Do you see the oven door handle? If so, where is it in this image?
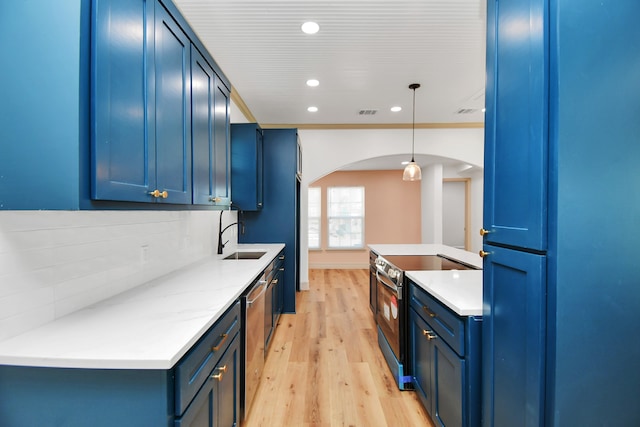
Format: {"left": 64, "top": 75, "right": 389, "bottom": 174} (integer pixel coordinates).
{"left": 376, "top": 270, "right": 402, "bottom": 299}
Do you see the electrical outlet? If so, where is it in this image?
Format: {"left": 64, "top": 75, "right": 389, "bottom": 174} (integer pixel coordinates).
{"left": 141, "top": 245, "right": 149, "bottom": 265}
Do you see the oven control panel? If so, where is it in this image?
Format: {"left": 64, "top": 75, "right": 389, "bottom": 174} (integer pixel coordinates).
{"left": 375, "top": 256, "right": 403, "bottom": 286}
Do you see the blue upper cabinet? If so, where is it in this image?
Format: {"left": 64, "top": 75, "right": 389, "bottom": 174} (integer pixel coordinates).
{"left": 231, "top": 123, "right": 264, "bottom": 211}
{"left": 0, "top": 0, "right": 230, "bottom": 209}
{"left": 191, "top": 47, "right": 231, "bottom": 207}
{"left": 483, "top": 0, "right": 549, "bottom": 251}
{"left": 93, "top": 0, "right": 192, "bottom": 204}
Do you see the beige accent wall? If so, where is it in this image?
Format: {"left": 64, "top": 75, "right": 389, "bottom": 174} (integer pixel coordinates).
{"left": 308, "top": 170, "right": 421, "bottom": 269}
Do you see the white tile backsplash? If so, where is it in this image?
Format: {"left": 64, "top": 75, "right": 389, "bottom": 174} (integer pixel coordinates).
{"left": 0, "top": 210, "right": 236, "bottom": 341}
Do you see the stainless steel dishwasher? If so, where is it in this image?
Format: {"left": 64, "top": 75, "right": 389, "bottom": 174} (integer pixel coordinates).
{"left": 242, "top": 272, "right": 267, "bottom": 420}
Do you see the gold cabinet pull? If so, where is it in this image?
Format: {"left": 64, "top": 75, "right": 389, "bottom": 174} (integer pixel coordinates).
{"left": 149, "top": 190, "right": 168, "bottom": 199}
{"left": 480, "top": 228, "right": 490, "bottom": 236}
{"left": 209, "top": 196, "right": 221, "bottom": 203}
{"left": 271, "top": 279, "right": 278, "bottom": 285}
{"left": 211, "top": 333, "right": 228, "bottom": 352}
{"left": 479, "top": 250, "right": 490, "bottom": 258}
{"left": 422, "top": 305, "right": 437, "bottom": 318}
{"left": 422, "top": 330, "right": 437, "bottom": 341}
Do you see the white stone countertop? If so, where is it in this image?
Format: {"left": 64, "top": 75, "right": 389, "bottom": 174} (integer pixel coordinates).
{"left": 368, "top": 244, "right": 483, "bottom": 316}
{"left": 405, "top": 270, "right": 483, "bottom": 316}
{"left": 0, "top": 243, "right": 284, "bottom": 370}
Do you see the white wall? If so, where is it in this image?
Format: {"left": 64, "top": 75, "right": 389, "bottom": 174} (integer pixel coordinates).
{"left": 0, "top": 210, "right": 238, "bottom": 341}
{"left": 297, "top": 127, "right": 484, "bottom": 288}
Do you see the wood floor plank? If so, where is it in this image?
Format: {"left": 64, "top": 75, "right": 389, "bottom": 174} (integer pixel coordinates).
{"left": 243, "top": 269, "right": 433, "bottom": 427}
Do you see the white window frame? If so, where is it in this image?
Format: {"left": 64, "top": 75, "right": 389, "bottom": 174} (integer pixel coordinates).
{"left": 327, "top": 186, "right": 365, "bottom": 249}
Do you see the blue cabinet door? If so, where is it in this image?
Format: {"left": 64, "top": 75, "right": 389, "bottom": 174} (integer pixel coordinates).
{"left": 482, "top": 245, "right": 546, "bottom": 427}
{"left": 432, "top": 337, "right": 464, "bottom": 427}
{"left": 216, "top": 333, "right": 240, "bottom": 427}
{"left": 154, "top": 1, "right": 191, "bottom": 204}
{"left": 410, "top": 307, "right": 433, "bottom": 414}
{"left": 91, "top": 0, "right": 156, "bottom": 202}
{"left": 483, "top": 0, "right": 549, "bottom": 251}
{"left": 212, "top": 76, "right": 231, "bottom": 206}
{"left": 191, "top": 46, "right": 216, "bottom": 205}
{"left": 231, "top": 123, "right": 264, "bottom": 211}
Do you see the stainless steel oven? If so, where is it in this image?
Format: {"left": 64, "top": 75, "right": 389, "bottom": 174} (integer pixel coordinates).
{"left": 374, "top": 255, "right": 411, "bottom": 390}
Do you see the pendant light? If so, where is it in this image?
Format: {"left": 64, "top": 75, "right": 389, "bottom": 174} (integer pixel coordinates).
{"left": 403, "top": 83, "right": 422, "bottom": 181}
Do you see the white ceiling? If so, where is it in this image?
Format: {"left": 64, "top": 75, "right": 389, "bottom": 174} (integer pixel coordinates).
{"left": 173, "top": 0, "right": 487, "bottom": 170}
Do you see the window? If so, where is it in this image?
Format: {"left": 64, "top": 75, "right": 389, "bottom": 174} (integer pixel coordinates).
{"left": 327, "top": 186, "right": 364, "bottom": 248}
{"left": 308, "top": 187, "right": 321, "bottom": 249}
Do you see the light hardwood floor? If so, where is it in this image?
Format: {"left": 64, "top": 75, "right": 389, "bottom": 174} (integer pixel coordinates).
{"left": 243, "top": 269, "right": 434, "bottom": 427}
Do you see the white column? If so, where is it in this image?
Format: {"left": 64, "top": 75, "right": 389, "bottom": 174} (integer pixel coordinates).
{"left": 421, "top": 164, "right": 443, "bottom": 243}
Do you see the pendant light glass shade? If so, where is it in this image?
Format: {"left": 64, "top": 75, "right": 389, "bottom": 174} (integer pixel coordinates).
{"left": 403, "top": 161, "right": 422, "bottom": 181}
{"left": 403, "top": 83, "right": 422, "bottom": 181}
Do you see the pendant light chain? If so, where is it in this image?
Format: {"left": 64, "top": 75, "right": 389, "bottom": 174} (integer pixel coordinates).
{"left": 411, "top": 85, "right": 416, "bottom": 162}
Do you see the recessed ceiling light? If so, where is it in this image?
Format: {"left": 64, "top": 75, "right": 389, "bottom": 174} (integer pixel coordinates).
{"left": 307, "top": 106, "right": 318, "bottom": 112}
{"left": 306, "top": 79, "right": 319, "bottom": 87}
{"left": 401, "top": 160, "right": 410, "bottom": 165}
{"left": 391, "top": 106, "right": 402, "bottom": 112}
{"left": 301, "top": 21, "right": 320, "bottom": 34}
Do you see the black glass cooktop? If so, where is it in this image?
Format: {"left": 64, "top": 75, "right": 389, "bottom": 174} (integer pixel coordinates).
{"left": 381, "top": 254, "right": 478, "bottom": 271}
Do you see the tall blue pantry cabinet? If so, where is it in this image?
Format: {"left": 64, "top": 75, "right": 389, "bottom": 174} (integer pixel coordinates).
{"left": 238, "top": 128, "right": 301, "bottom": 314}
{"left": 482, "top": 0, "right": 640, "bottom": 425}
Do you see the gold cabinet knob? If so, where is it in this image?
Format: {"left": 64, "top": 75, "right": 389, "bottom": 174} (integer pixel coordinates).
{"left": 479, "top": 250, "right": 490, "bottom": 258}
{"left": 149, "top": 190, "right": 168, "bottom": 199}
{"left": 422, "top": 330, "right": 437, "bottom": 341}
{"left": 209, "top": 196, "right": 221, "bottom": 203}
{"left": 211, "top": 365, "right": 227, "bottom": 381}
{"left": 480, "top": 228, "right": 491, "bottom": 236}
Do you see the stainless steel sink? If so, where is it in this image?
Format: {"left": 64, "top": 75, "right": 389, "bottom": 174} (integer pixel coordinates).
{"left": 223, "top": 251, "right": 266, "bottom": 260}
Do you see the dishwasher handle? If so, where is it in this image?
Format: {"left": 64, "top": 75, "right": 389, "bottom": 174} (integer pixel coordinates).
{"left": 247, "top": 280, "right": 268, "bottom": 306}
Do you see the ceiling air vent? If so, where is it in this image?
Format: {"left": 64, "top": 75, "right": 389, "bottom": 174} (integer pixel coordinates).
{"left": 456, "top": 108, "right": 477, "bottom": 114}
{"left": 358, "top": 109, "right": 378, "bottom": 116}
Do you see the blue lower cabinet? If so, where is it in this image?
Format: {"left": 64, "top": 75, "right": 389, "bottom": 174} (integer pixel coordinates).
{"left": 0, "top": 303, "right": 241, "bottom": 427}
{"left": 0, "top": 367, "right": 174, "bottom": 427}
{"left": 176, "top": 334, "right": 240, "bottom": 427}
{"left": 409, "top": 282, "right": 481, "bottom": 427}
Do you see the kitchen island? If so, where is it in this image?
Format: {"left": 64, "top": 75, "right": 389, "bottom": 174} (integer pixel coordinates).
{"left": 369, "top": 243, "right": 482, "bottom": 427}
{"left": 369, "top": 243, "right": 482, "bottom": 315}
{"left": 0, "top": 243, "right": 284, "bottom": 427}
